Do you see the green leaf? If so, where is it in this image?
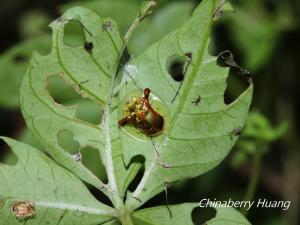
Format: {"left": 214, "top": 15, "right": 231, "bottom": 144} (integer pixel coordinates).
{"left": 0, "top": 36, "right": 50, "bottom": 108}
{"left": 0, "top": 0, "right": 192, "bottom": 109}
{"left": 122, "top": 0, "right": 253, "bottom": 210}
{"left": 231, "top": 111, "right": 288, "bottom": 168}
{"left": 242, "top": 111, "right": 288, "bottom": 142}
{"left": 219, "top": 0, "right": 294, "bottom": 71}
{"left": 0, "top": 137, "right": 116, "bottom": 225}
{"left": 132, "top": 203, "right": 197, "bottom": 225}
{"left": 60, "top": 0, "right": 139, "bottom": 34}
{"left": 18, "top": 1, "right": 253, "bottom": 224}
{"left": 20, "top": 6, "right": 141, "bottom": 206}
{"left": 206, "top": 207, "right": 251, "bottom": 225}
{"left": 18, "top": 10, "right": 51, "bottom": 39}
{"left": 60, "top": 0, "right": 193, "bottom": 56}
{"left": 21, "top": 6, "right": 109, "bottom": 186}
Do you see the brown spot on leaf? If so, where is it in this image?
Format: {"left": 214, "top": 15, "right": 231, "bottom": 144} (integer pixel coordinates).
{"left": 11, "top": 201, "right": 35, "bottom": 219}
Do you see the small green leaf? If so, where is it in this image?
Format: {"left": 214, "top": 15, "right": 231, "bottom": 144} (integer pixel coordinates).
{"left": 0, "top": 137, "right": 115, "bottom": 225}
{"left": 242, "top": 111, "right": 288, "bottom": 142}
{"left": 18, "top": 10, "right": 51, "bottom": 39}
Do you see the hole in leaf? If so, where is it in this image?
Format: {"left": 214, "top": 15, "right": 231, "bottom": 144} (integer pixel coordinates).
{"left": 75, "top": 99, "right": 103, "bottom": 125}
{"left": 47, "top": 75, "right": 103, "bottom": 125}
{"left": 81, "top": 146, "right": 106, "bottom": 181}
{"left": 127, "top": 155, "right": 145, "bottom": 193}
{"left": 192, "top": 206, "right": 216, "bottom": 225}
{"left": 57, "top": 130, "right": 80, "bottom": 155}
{"left": 47, "top": 75, "right": 79, "bottom": 106}
{"left": 0, "top": 140, "right": 18, "bottom": 166}
{"left": 63, "top": 20, "right": 85, "bottom": 47}
{"left": 217, "top": 51, "right": 251, "bottom": 104}
{"left": 89, "top": 185, "right": 113, "bottom": 208}
{"left": 166, "top": 55, "right": 187, "bottom": 82}
{"left": 224, "top": 69, "right": 250, "bottom": 105}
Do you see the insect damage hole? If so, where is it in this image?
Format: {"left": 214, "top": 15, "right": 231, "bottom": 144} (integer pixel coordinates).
{"left": 167, "top": 54, "right": 192, "bottom": 103}
{"left": 63, "top": 20, "right": 85, "bottom": 47}
{"left": 218, "top": 51, "right": 251, "bottom": 105}
{"left": 47, "top": 75, "right": 80, "bottom": 106}
{"left": 80, "top": 146, "right": 107, "bottom": 181}
{"left": 166, "top": 55, "right": 187, "bottom": 82}
{"left": 192, "top": 207, "right": 216, "bottom": 225}
{"left": 75, "top": 99, "right": 103, "bottom": 125}
{"left": 0, "top": 139, "right": 18, "bottom": 166}
{"left": 57, "top": 130, "right": 80, "bottom": 155}
{"left": 47, "top": 75, "right": 103, "bottom": 125}
{"left": 127, "top": 155, "right": 145, "bottom": 194}
{"left": 224, "top": 70, "right": 250, "bottom": 104}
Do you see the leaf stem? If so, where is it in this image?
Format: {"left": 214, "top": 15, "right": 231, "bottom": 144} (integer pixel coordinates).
{"left": 101, "top": 0, "right": 157, "bottom": 218}
{"left": 242, "top": 144, "right": 265, "bottom": 216}
{"left": 123, "top": 1, "right": 157, "bottom": 52}
{"left": 119, "top": 206, "right": 134, "bottom": 225}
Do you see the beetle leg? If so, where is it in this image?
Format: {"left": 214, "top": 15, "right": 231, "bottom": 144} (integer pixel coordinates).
{"left": 118, "top": 117, "right": 129, "bottom": 126}
{"left": 147, "top": 127, "right": 157, "bottom": 135}
{"left": 119, "top": 115, "right": 136, "bottom": 127}
{"left": 143, "top": 88, "right": 151, "bottom": 100}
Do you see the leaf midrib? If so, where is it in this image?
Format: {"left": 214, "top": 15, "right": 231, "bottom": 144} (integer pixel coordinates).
{"left": 128, "top": 0, "right": 217, "bottom": 210}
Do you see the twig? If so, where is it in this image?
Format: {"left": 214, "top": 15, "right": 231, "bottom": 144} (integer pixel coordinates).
{"left": 242, "top": 145, "right": 264, "bottom": 216}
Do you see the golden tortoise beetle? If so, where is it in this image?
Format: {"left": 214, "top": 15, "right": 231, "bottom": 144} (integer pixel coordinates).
{"left": 118, "top": 88, "right": 164, "bottom": 136}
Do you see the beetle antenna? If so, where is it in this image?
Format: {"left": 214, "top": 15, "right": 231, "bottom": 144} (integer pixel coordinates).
{"left": 144, "top": 88, "right": 151, "bottom": 100}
